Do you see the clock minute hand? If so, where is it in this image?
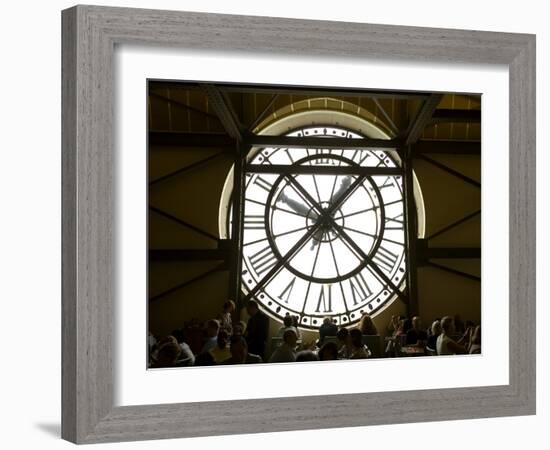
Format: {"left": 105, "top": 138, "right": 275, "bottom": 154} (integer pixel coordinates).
{"left": 329, "top": 176, "right": 353, "bottom": 212}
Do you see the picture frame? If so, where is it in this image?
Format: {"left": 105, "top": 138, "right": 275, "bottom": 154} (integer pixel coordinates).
{"left": 61, "top": 4, "right": 536, "bottom": 444}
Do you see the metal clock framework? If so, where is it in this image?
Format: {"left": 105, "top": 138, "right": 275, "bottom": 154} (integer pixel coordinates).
{"left": 231, "top": 126, "right": 409, "bottom": 329}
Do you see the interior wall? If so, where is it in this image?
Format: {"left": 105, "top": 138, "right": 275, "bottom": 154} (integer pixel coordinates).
{"left": 148, "top": 89, "right": 481, "bottom": 339}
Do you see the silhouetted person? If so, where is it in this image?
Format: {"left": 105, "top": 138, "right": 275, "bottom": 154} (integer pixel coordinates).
{"left": 318, "top": 317, "right": 338, "bottom": 346}
{"left": 349, "top": 328, "right": 371, "bottom": 359}
{"left": 201, "top": 319, "right": 220, "bottom": 354}
{"left": 209, "top": 329, "right": 231, "bottom": 363}
{"left": 359, "top": 313, "right": 378, "bottom": 335}
{"left": 245, "top": 300, "right": 269, "bottom": 359}
{"left": 318, "top": 341, "right": 339, "bottom": 361}
{"left": 406, "top": 316, "right": 428, "bottom": 345}
{"left": 269, "top": 329, "right": 297, "bottom": 363}
{"left": 223, "top": 335, "right": 262, "bottom": 364}
{"left": 219, "top": 300, "right": 236, "bottom": 335}
{"left": 437, "top": 316, "right": 468, "bottom": 355}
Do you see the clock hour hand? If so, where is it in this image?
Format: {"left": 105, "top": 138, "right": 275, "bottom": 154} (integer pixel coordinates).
{"left": 278, "top": 192, "right": 317, "bottom": 220}
{"left": 278, "top": 192, "right": 322, "bottom": 251}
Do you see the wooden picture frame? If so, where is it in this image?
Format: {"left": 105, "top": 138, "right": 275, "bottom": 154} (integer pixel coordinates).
{"left": 61, "top": 5, "right": 536, "bottom": 444}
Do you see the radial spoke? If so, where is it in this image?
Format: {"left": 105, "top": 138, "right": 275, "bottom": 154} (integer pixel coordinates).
{"left": 340, "top": 199, "right": 403, "bottom": 220}
{"left": 328, "top": 158, "right": 343, "bottom": 203}
{"left": 328, "top": 237, "right": 350, "bottom": 314}
{"left": 343, "top": 225, "right": 404, "bottom": 247}
{"left": 301, "top": 231, "right": 324, "bottom": 314}
{"left": 244, "top": 220, "right": 323, "bottom": 303}
{"left": 243, "top": 225, "right": 309, "bottom": 247}
{"left": 329, "top": 220, "right": 406, "bottom": 301}
{"left": 286, "top": 174, "right": 325, "bottom": 215}
{"left": 312, "top": 173, "right": 322, "bottom": 204}
{"left": 340, "top": 206, "right": 378, "bottom": 220}
{"left": 246, "top": 197, "right": 308, "bottom": 218}
{"left": 325, "top": 175, "right": 367, "bottom": 217}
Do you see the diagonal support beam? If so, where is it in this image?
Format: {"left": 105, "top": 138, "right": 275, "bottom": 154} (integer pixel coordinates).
{"left": 149, "top": 91, "right": 220, "bottom": 122}
{"left": 419, "top": 154, "right": 481, "bottom": 188}
{"left": 417, "top": 239, "right": 481, "bottom": 260}
{"left": 427, "top": 209, "right": 481, "bottom": 241}
{"left": 405, "top": 94, "right": 444, "bottom": 145}
{"left": 149, "top": 206, "right": 219, "bottom": 242}
{"left": 149, "top": 262, "right": 227, "bottom": 302}
{"left": 202, "top": 84, "right": 244, "bottom": 141}
{"left": 149, "top": 151, "right": 226, "bottom": 186}
{"left": 249, "top": 94, "right": 278, "bottom": 131}
{"left": 373, "top": 98, "right": 400, "bottom": 136}
{"left": 427, "top": 262, "right": 481, "bottom": 282}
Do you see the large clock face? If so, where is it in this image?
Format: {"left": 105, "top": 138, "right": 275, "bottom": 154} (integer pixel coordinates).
{"left": 238, "top": 126, "right": 406, "bottom": 329}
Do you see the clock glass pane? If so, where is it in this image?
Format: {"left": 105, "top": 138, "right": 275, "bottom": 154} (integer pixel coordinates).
{"left": 237, "top": 126, "right": 406, "bottom": 329}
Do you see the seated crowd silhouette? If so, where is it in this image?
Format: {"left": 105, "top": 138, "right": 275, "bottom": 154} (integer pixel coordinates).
{"left": 149, "top": 299, "right": 481, "bottom": 368}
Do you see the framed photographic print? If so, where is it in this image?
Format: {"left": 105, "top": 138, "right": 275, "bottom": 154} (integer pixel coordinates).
{"left": 62, "top": 4, "right": 536, "bottom": 444}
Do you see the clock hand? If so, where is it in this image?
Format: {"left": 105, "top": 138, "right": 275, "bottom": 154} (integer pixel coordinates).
{"left": 279, "top": 192, "right": 322, "bottom": 251}
{"left": 279, "top": 192, "right": 318, "bottom": 220}
{"left": 329, "top": 176, "right": 353, "bottom": 211}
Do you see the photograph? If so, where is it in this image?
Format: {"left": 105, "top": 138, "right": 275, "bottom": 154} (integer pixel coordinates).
{"left": 147, "top": 81, "right": 482, "bottom": 368}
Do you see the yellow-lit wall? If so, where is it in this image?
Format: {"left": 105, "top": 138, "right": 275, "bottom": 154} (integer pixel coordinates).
{"left": 148, "top": 91, "right": 481, "bottom": 340}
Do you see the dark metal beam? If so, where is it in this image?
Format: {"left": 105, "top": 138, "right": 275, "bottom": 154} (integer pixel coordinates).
{"left": 244, "top": 134, "right": 400, "bottom": 150}
{"left": 426, "top": 247, "right": 481, "bottom": 259}
{"left": 426, "top": 262, "right": 481, "bottom": 282}
{"left": 149, "top": 249, "right": 231, "bottom": 261}
{"left": 417, "top": 239, "right": 481, "bottom": 260}
{"left": 419, "top": 154, "right": 481, "bottom": 188}
{"left": 218, "top": 84, "right": 431, "bottom": 100}
{"left": 245, "top": 164, "right": 402, "bottom": 176}
{"left": 430, "top": 108, "right": 481, "bottom": 124}
{"left": 373, "top": 98, "right": 399, "bottom": 136}
{"left": 149, "top": 263, "right": 227, "bottom": 302}
{"left": 149, "top": 91, "right": 220, "bottom": 122}
{"left": 412, "top": 140, "right": 480, "bottom": 155}
{"left": 202, "top": 84, "right": 244, "bottom": 141}
{"left": 248, "top": 94, "right": 278, "bottom": 131}
{"left": 405, "top": 94, "right": 444, "bottom": 145}
{"left": 427, "top": 209, "right": 481, "bottom": 241}
{"left": 229, "top": 143, "right": 247, "bottom": 306}
{"left": 149, "top": 131, "right": 235, "bottom": 148}
{"left": 149, "top": 206, "right": 219, "bottom": 242}
{"left": 149, "top": 151, "right": 226, "bottom": 186}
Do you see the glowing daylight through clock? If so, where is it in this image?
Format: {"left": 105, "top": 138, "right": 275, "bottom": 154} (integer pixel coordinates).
{"left": 228, "top": 126, "right": 408, "bottom": 329}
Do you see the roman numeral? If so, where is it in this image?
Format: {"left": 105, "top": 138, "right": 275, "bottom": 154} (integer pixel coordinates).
{"left": 372, "top": 246, "right": 399, "bottom": 274}
{"left": 351, "top": 150, "right": 371, "bottom": 166}
{"left": 348, "top": 272, "right": 373, "bottom": 305}
{"left": 278, "top": 277, "right": 296, "bottom": 304}
{"left": 244, "top": 215, "right": 265, "bottom": 229}
{"left": 314, "top": 149, "right": 333, "bottom": 164}
{"left": 249, "top": 245, "right": 277, "bottom": 276}
{"left": 253, "top": 176, "right": 273, "bottom": 193}
{"left": 379, "top": 177, "right": 394, "bottom": 190}
{"left": 315, "top": 284, "right": 333, "bottom": 313}
{"left": 385, "top": 212, "right": 404, "bottom": 230}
